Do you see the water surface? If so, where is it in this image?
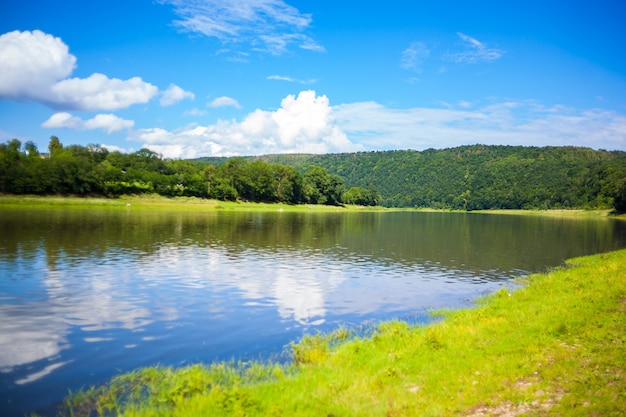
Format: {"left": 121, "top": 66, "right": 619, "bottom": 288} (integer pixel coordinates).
{"left": 1, "top": 208, "right": 625, "bottom": 416}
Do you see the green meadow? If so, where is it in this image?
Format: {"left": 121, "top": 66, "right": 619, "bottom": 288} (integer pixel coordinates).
{"left": 55, "top": 248, "right": 626, "bottom": 416}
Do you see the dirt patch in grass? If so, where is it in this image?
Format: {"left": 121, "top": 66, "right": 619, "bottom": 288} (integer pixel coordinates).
{"left": 464, "top": 375, "right": 567, "bottom": 417}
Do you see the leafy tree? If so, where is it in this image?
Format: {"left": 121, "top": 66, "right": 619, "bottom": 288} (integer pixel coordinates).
{"left": 326, "top": 174, "right": 345, "bottom": 206}
{"left": 241, "top": 161, "right": 277, "bottom": 202}
{"left": 303, "top": 166, "right": 329, "bottom": 204}
{"left": 220, "top": 157, "right": 248, "bottom": 195}
{"left": 273, "top": 164, "right": 303, "bottom": 204}
{"left": 614, "top": 180, "right": 626, "bottom": 212}
{"left": 0, "top": 139, "right": 23, "bottom": 192}
{"left": 344, "top": 186, "right": 380, "bottom": 206}
{"left": 24, "top": 141, "right": 39, "bottom": 158}
{"left": 303, "top": 166, "right": 344, "bottom": 205}
{"left": 48, "top": 136, "right": 63, "bottom": 158}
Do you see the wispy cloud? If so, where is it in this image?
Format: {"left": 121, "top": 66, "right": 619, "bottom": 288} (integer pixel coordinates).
{"left": 446, "top": 32, "right": 505, "bottom": 64}
{"left": 183, "top": 108, "right": 208, "bottom": 117}
{"left": 267, "top": 74, "right": 317, "bottom": 84}
{"left": 160, "top": 0, "right": 323, "bottom": 55}
{"left": 334, "top": 100, "right": 625, "bottom": 150}
{"left": 400, "top": 41, "right": 430, "bottom": 72}
{"left": 401, "top": 33, "right": 503, "bottom": 74}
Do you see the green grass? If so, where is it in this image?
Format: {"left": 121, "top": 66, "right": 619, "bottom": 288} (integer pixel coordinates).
{"left": 3, "top": 195, "right": 625, "bottom": 219}
{"left": 0, "top": 194, "right": 393, "bottom": 212}
{"left": 472, "top": 208, "right": 626, "bottom": 219}
{"left": 55, "top": 248, "right": 626, "bottom": 416}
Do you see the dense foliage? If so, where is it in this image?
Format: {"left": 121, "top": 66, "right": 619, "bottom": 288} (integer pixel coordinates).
{"left": 2, "top": 137, "right": 625, "bottom": 210}
{"left": 199, "top": 145, "right": 626, "bottom": 210}
{"left": 0, "top": 137, "right": 357, "bottom": 206}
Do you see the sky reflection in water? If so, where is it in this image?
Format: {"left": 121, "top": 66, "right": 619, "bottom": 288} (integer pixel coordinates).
{"left": 1, "top": 209, "right": 626, "bottom": 416}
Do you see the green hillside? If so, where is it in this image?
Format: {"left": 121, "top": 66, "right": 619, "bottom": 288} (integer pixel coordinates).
{"left": 195, "top": 145, "right": 626, "bottom": 210}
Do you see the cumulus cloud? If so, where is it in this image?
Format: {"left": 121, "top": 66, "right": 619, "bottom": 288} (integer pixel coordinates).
{"left": 446, "top": 32, "right": 505, "bottom": 63}
{"left": 0, "top": 30, "right": 158, "bottom": 111}
{"left": 160, "top": 0, "right": 323, "bottom": 55}
{"left": 41, "top": 112, "right": 83, "bottom": 130}
{"left": 42, "top": 112, "right": 134, "bottom": 133}
{"left": 129, "top": 90, "right": 361, "bottom": 158}
{"left": 209, "top": 96, "right": 242, "bottom": 109}
{"left": 0, "top": 30, "right": 75, "bottom": 100}
{"left": 83, "top": 114, "right": 135, "bottom": 133}
{"left": 49, "top": 74, "right": 157, "bottom": 111}
{"left": 160, "top": 84, "right": 195, "bottom": 106}
{"left": 125, "top": 91, "right": 626, "bottom": 158}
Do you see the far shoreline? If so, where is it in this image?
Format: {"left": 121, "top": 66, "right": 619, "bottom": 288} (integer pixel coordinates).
{"left": 0, "top": 194, "right": 624, "bottom": 218}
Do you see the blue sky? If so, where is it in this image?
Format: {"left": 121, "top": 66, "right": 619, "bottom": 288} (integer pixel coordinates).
{"left": 1, "top": 0, "right": 626, "bottom": 158}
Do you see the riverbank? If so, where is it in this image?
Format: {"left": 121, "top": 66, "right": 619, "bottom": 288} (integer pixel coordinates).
{"left": 1, "top": 195, "right": 623, "bottom": 218}
{"left": 0, "top": 194, "right": 388, "bottom": 212}
{"left": 57, "top": 248, "right": 626, "bottom": 416}
{"left": 473, "top": 208, "right": 624, "bottom": 219}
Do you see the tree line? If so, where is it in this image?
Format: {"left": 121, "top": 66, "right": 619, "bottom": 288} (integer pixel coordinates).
{"left": 0, "top": 137, "right": 379, "bottom": 206}
{"left": 2, "top": 137, "right": 626, "bottom": 211}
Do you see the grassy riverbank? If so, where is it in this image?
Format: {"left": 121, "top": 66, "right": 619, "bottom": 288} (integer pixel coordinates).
{"left": 473, "top": 208, "right": 624, "bottom": 219}
{"left": 2, "top": 195, "right": 624, "bottom": 218}
{"left": 0, "top": 194, "right": 391, "bottom": 212}
{"left": 58, "top": 249, "right": 626, "bottom": 416}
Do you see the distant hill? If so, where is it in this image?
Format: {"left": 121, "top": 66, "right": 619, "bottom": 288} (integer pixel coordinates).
{"left": 193, "top": 145, "right": 626, "bottom": 209}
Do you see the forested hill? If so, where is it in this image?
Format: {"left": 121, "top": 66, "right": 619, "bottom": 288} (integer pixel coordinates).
{"left": 195, "top": 145, "right": 626, "bottom": 210}
{"left": 2, "top": 138, "right": 626, "bottom": 210}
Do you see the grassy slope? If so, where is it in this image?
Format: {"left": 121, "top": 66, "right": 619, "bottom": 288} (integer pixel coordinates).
{"left": 61, "top": 249, "right": 626, "bottom": 417}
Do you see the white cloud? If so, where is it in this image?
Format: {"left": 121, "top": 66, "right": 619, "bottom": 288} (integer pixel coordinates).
{"left": 333, "top": 100, "right": 626, "bottom": 151}
{"left": 129, "top": 90, "right": 361, "bottom": 158}
{"left": 446, "top": 32, "right": 505, "bottom": 64}
{"left": 160, "top": 0, "right": 323, "bottom": 55}
{"left": 41, "top": 112, "right": 83, "bottom": 130}
{"left": 50, "top": 73, "right": 158, "bottom": 111}
{"left": 267, "top": 74, "right": 317, "bottom": 84}
{"left": 42, "top": 112, "right": 134, "bottom": 133}
{"left": 0, "top": 30, "right": 158, "bottom": 111}
{"left": 184, "top": 108, "right": 208, "bottom": 117}
{"left": 83, "top": 114, "right": 135, "bottom": 133}
{"left": 0, "top": 30, "right": 75, "bottom": 100}
{"left": 209, "top": 96, "right": 242, "bottom": 109}
{"left": 402, "top": 33, "right": 502, "bottom": 73}
{"left": 101, "top": 143, "right": 133, "bottom": 153}
{"left": 160, "top": 84, "right": 195, "bottom": 106}
{"left": 127, "top": 92, "right": 626, "bottom": 159}
{"left": 400, "top": 41, "right": 430, "bottom": 71}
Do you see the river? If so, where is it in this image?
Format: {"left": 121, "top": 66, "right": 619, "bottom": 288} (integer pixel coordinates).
{"left": 1, "top": 208, "right": 625, "bottom": 416}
